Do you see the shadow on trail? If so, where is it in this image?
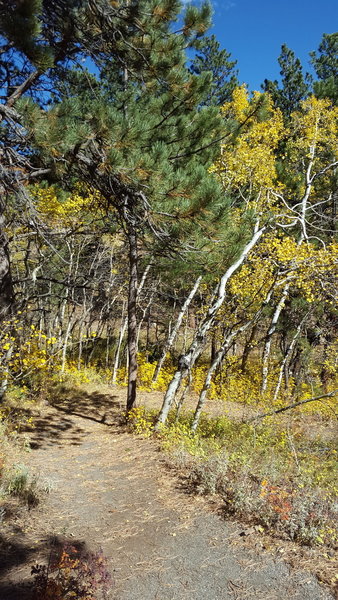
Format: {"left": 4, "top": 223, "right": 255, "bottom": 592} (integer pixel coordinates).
{"left": 0, "top": 533, "right": 90, "bottom": 600}
{"left": 52, "top": 387, "right": 124, "bottom": 425}
{"left": 20, "top": 386, "right": 127, "bottom": 449}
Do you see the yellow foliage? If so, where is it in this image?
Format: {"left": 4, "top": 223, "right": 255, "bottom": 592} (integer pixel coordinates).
{"left": 0, "top": 315, "right": 58, "bottom": 392}
{"left": 290, "top": 96, "right": 338, "bottom": 159}
{"left": 212, "top": 88, "right": 284, "bottom": 198}
{"left": 228, "top": 233, "right": 338, "bottom": 306}
{"left": 30, "top": 184, "right": 102, "bottom": 227}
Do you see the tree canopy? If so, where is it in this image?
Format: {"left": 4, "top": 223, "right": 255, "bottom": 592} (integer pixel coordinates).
{"left": 0, "top": 2, "right": 337, "bottom": 418}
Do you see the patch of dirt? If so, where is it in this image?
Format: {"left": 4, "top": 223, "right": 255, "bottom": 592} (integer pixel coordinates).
{"left": 0, "top": 383, "right": 336, "bottom": 600}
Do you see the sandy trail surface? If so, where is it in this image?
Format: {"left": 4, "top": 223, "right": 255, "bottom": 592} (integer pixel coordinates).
{"left": 0, "top": 385, "right": 335, "bottom": 599}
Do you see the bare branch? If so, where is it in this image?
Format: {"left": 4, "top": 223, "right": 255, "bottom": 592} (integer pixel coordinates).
{"left": 248, "top": 389, "right": 338, "bottom": 422}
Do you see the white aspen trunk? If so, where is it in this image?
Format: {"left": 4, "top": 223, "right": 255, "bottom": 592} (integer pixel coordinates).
{"left": 152, "top": 275, "right": 202, "bottom": 383}
{"left": 191, "top": 285, "right": 274, "bottom": 431}
{"left": 138, "top": 263, "right": 151, "bottom": 295}
{"left": 272, "top": 314, "right": 309, "bottom": 401}
{"left": 191, "top": 331, "right": 242, "bottom": 432}
{"left": 112, "top": 308, "right": 127, "bottom": 384}
{"left": 300, "top": 153, "right": 314, "bottom": 241}
{"left": 155, "top": 223, "right": 265, "bottom": 429}
{"left": 174, "top": 371, "right": 192, "bottom": 422}
{"left": 61, "top": 317, "right": 74, "bottom": 373}
{"left": 260, "top": 283, "right": 290, "bottom": 394}
{"left": 183, "top": 308, "right": 189, "bottom": 353}
{"left": 0, "top": 345, "right": 13, "bottom": 401}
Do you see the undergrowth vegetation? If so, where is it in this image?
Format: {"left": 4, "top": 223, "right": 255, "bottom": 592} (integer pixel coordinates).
{"left": 31, "top": 543, "right": 112, "bottom": 600}
{"left": 116, "top": 351, "right": 338, "bottom": 415}
{"left": 128, "top": 406, "right": 337, "bottom": 549}
{"left": 0, "top": 395, "right": 51, "bottom": 518}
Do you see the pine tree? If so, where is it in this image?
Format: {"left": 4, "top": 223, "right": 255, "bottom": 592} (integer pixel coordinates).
{"left": 310, "top": 33, "right": 338, "bottom": 105}
{"left": 1, "top": 0, "right": 226, "bottom": 411}
{"left": 262, "top": 44, "right": 311, "bottom": 117}
{"left": 189, "top": 34, "right": 238, "bottom": 106}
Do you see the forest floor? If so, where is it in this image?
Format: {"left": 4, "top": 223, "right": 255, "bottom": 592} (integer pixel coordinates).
{"left": 0, "top": 383, "right": 336, "bottom": 600}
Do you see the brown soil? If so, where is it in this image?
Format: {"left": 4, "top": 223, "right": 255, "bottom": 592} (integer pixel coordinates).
{"left": 0, "top": 383, "right": 336, "bottom": 600}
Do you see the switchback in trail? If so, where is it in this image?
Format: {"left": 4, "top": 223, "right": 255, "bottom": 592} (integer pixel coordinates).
{"left": 0, "top": 384, "right": 335, "bottom": 600}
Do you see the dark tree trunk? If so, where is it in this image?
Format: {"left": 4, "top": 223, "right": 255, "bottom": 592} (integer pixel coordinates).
{"left": 210, "top": 330, "right": 217, "bottom": 363}
{"left": 0, "top": 206, "right": 14, "bottom": 319}
{"left": 241, "top": 323, "right": 257, "bottom": 373}
{"left": 126, "top": 224, "right": 138, "bottom": 412}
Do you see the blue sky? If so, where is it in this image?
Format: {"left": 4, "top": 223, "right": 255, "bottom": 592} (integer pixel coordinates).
{"left": 195, "top": 0, "right": 338, "bottom": 90}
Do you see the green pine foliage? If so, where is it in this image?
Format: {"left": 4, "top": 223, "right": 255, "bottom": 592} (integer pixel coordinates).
{"left": 13, "top": 1, "right": 226, "bottom": 251}
{"left": 189, "top": 34, "right": 238, "bottom": 106}
{"left": 310, "top": 32, "right": 338, "bottom": 105}
{"left": 0, "top": 0, "right": 54, "bottom": 70}
{"left": 262, "top": 44, "right": 311, "bottom": 117}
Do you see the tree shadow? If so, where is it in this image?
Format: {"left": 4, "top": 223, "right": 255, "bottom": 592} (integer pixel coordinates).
{"left": 0, "top": 532, "right": 90, "bottom": 600}
{"left": 52, "top": 387, "right": 124, "bottom": 425}
{"left": 19, "top": 386, "right": 128, "bottom": 449}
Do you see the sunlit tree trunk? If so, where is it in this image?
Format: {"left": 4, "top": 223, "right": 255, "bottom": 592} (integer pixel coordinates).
{"left": 155, "top": 222, "right": 265, "bottom": 429}
{"left": 260, "top": 283, "right": 290, "bottom": 394}
{"left": 272, "top": 314, "right": 309, "bottom": 402}
{"left": 152, "top": 275, "right": 202, "bottom": 383}
{"left": 192, "top": 284, "right": 274, "bottom": 431}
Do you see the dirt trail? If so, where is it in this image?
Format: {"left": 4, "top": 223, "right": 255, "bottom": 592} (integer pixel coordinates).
{"left": 0, "top": 385, "right": 335, "bottom": 600}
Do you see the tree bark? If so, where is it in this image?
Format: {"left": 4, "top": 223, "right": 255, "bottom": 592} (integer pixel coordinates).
{"left": 191, "top": 284, "right": 275, "bottom": 432}
{"left": 272, "top": 313, "right": 309, "bottom": 401}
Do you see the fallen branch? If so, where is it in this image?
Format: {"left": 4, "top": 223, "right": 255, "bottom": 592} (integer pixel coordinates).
{"left": 248, "top": 389, "right": 338, "bottom": 422}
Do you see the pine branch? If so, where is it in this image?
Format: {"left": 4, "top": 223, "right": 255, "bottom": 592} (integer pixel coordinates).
{"left": 6, "top": 70, "right": 41, "bottom": 107}
{"left": 168, "top": 100, "right": 264, "bottom": 160}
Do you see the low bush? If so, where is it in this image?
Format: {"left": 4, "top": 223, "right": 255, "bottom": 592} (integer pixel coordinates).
{"left": 0, "top": 404, "right": 48, "bottom": 513}
{"left": 31, "top": 542, "right": 112, "bottom": 600}
{"left": 1, "top": 463, "right": 40, "bottom": 507}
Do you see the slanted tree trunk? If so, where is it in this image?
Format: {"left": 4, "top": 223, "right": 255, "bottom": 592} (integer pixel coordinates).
{"left": 191, "top": 330, "right": 240, "bottom": 432}
{"left": 191, "top": 284, "right": 275, "bottom": 431}
{"left": 155, "top": 222, "right": 265, "bottom": 429}
{"left": 152, "top": 275, "right": 202, "bottom": 383}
